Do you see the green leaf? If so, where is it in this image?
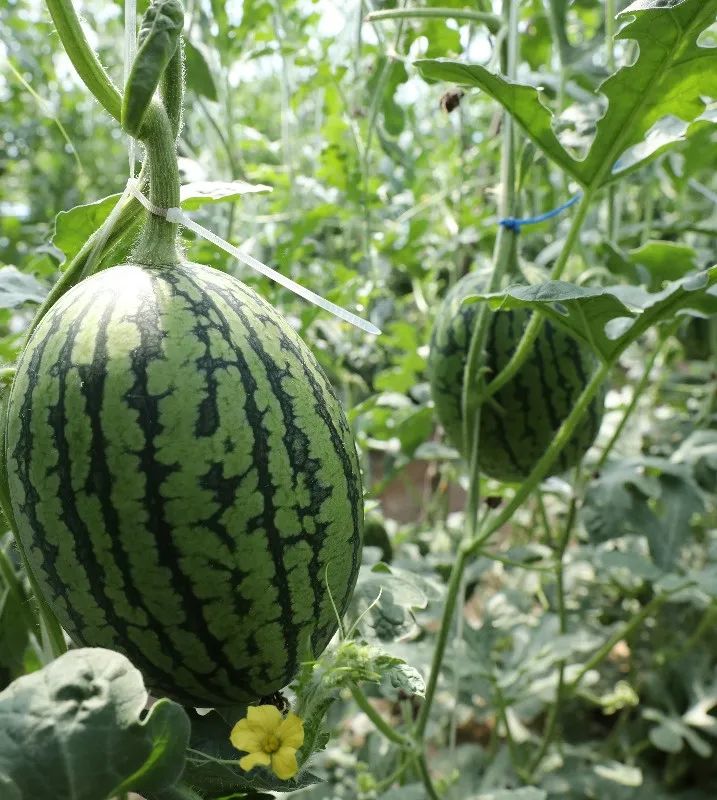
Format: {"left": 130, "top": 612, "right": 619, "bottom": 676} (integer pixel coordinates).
{"left": 52, "top": 181, "right": 271, "bottom": 265}
{"left": 474, "top": 280, "right": 636, "bottom": 361}
{"left": 476, "top": 790, "right": 547, "bottom": 800}
{"left": 0, "top": 648, "right": 190, "bottom": 800}
{"left": 0, "top": 589, "right": 28, "bottom": 690}
{"left": 583, "top": 460, "right": 662, "bottom": 546}
{"left": 179, "top": 180, "right": 272, "bottom": 210}
{"left": 114, "top": 699, "right": 191, "bottom": 794}
{"left": 468, "top": 268, "right": 717, "bottom": 362}
{"left": 628, "top": 240, "right": 699, "bottom": 288}
{"left": 350, "top": 563, "right": 441, "bottom": 642}
{"left": 416, "top": 0, "right": 717, "bottom": 187}
{"left": 184, "top": 39, "right": 218, "bottom": 101}
{"left": 583, "top": 458, "right": 704, "bottom": 569}
{"left": 381, "top": 787, "right": 429, "bottom": 800}
{"left": 368, "top": 58, "right": 408, "bottom": 137}
{"left": 414, "top": 60, "right": 581, "bottom": 181}
{"left": 122, "top": 0, "right": 185, "bottom": 135}
{"left": 599, "top": 0, "right": 717, "bottom": 184}
{"left": 52, "top": 195, "right": 121, "bottom": 265}
{"left": 645, "top": 464, "right": 704, "bottom": 571}
{"left": 645, "top": 707, "right": 713, "bottom": 757}
{"left": 0, "top": 266, "right": 48, "bottom": 307}
{"left": 382, "top": 662, "right": 426, "bottom": 698}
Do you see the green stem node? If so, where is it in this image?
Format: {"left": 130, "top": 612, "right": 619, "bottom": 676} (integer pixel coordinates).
{"left": 133, "top": 103, "right": 182, "bottom": 266}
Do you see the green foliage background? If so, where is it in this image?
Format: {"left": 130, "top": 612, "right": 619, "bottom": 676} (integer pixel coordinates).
{"left": 1, "top": 0, "right": 717, "bottom": 798}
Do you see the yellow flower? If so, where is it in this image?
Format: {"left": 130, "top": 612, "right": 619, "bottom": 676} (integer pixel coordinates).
{"left": 229, "top": 705, "right": 305, "bottom": 781}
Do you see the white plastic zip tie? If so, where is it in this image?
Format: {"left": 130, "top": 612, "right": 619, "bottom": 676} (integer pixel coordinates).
{"left": 126, "top": 179, "right": 381, "bottom": 335}
{"left": 120, "top": 1, "right": 378, "bottom": 336}
{"left": 124, "top": 0, "right": 137, "bottom": 176}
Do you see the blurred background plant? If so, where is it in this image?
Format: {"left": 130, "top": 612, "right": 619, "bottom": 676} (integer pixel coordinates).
{"left": 2, "top": 1, "right": 717, "bottom": 797}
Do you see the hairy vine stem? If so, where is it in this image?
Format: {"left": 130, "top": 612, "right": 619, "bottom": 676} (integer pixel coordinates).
{"left": 45, "top": 0, "right": 122, "bottom": 120}
{"left": 481, "top": 189, "right": 594, "bottom": 400}
{"left": 528, "top": 485, "right": 579, "bottom": 776}
{"left": 415, "top": 0, "right": 521, "bottom": 746}
{"left": 132, "top": 101, "right": 182, "bottom": 265}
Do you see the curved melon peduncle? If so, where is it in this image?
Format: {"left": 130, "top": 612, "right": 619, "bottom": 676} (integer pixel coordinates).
{"left": 131, "top": 101, "right": 182, "bottom": 267}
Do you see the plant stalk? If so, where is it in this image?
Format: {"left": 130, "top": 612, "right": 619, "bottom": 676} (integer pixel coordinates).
{"left": 467, "top": 359, "right": 611, "bottom": 555}
{"left": 528, "top": 487, "right": 578, "bottom": 775}
{"left": 596, "top": 322, "right": 678, "bottom": 470}
{"left": 365, "top": 7, "right": 502, "bottom": 34}
{"left": 567, "top": 589, "right": 683, "bottom": 692}
{"left": 351, "top": 685, "right": 412, "bottom": 748}
{"left": 482, "top": 189, "right": 594, "bottom": 400}
{"left": 132, "top": 103, "right": 182, "bottom": 266}
{"left": 45, "top": 0, "right": 122, "bottom": 119}
{"left": 416, "top": 0, "right": 520, "bottom": 746}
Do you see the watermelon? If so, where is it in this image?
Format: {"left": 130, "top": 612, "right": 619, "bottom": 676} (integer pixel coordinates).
{"left": 5, "top": 261, "right": 363, "bottom": 707}
{"left": 428, "top": 272, "right": 605, "bottom": 482}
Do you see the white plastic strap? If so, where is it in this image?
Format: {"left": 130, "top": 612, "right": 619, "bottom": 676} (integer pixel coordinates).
{"left": 126, "top": 180, "right": 381, "bottom": 335}
{"left": 121, "top": 2, "right": 377, "bottom": 336}
{"left": 124, "top": 0, "right": 137, "bottom": 175}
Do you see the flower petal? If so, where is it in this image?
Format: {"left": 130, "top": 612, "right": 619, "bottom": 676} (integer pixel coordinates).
{"left": 247, "top": 704, "right": 283, "bottom": 734}
{"left": 277, "top": 713, "right": 304, "bottom": 749}
{"left": 239, "top": 751, "right": 271, "bottom": 772}
{"left": 271, "top": 746, "right": 298, "bottom": 780}
{"left": 230, "top": 720, "right": 263, "bottom": 754}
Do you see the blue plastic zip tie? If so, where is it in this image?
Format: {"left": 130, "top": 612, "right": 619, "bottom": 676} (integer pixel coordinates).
{"left": 499, "top": 192, "right": 582, "bottom": 232}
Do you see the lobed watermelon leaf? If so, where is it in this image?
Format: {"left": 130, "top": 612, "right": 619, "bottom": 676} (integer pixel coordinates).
{"left": 0, "top": 648, "right": 190, "bottom": 800}
{"left": 465, "top": 267, "right": 717, "bottom": 363}
{"left": 52, "top": 179, "right": 272, "bottom": 267}
{"left": 416, "top": 0, "right": 717, "bottom": 188}
{"left": 582, "top": 457, "right": 705, "bottom": 570}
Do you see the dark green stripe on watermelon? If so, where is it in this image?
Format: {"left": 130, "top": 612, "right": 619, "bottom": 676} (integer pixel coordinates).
{"left": 6, "top": 261, "right": 363, "bottom": 707}
{"left": 428, "top": 272, "right": 606, "bottom": 482}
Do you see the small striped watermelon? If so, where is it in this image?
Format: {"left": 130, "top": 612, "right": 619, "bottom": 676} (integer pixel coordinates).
{"left": 428, "top": 272, "right": 605, "bottom": 482}
{"left": 6, "top": 261, "right": 363, "bottom": 707}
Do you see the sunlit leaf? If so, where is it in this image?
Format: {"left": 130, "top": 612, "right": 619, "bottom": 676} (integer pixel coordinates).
{"left": 416, "top": 0, "right": 717, "bottom": 187}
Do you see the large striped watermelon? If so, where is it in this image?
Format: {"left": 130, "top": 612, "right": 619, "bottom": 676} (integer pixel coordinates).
{"left": 5, "top": 261, "right": 363, "bottom": 707}
{"left": 428, "top": 271, "right": 605, "bottom": 482}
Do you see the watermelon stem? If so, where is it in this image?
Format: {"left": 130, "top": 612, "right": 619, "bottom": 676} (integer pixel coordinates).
{"left": 44, "top": 0, "right": 123, "bottom": 121}
{"left": 350, "top": 685, "right": 412, "bottom": 748}
{"left": 481, "top": 188, "right": 595, "bottom": 403}
{"left": 423, "top": 0, "right": 522, "bottom": 755}
{"left": 468, "top": 358, "right": 612, "bottom": 554}
{"left": 131, "top": 101, "right": 182, "bottom": 266}
{"left": 528, "top": 481, "right": 579, "bottom": 776}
